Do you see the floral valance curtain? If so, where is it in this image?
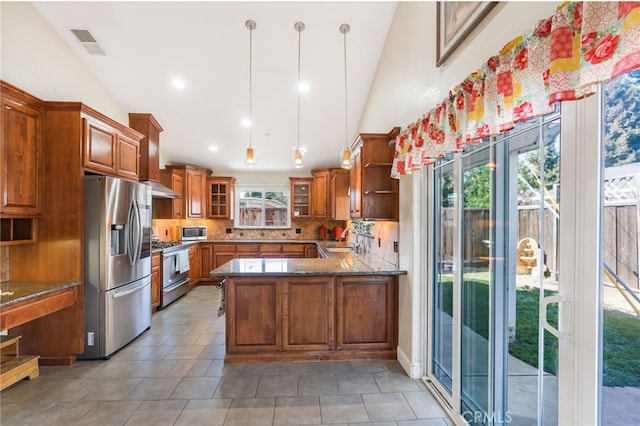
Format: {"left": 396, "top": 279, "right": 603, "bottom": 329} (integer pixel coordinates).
{"left": 391, "top": 1, "right": 640, "bottom": 178}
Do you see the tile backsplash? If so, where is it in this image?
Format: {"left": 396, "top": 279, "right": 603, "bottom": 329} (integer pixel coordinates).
{"left": 152, "top": 219, "right": 347, "bottom": 242}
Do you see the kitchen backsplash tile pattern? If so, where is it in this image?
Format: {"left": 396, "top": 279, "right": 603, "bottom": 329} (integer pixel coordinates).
{"left": 152, "top": 219, "right": 347, "bottom": 242}
{"left": 345, "top": 220, "right": 399, "bottom": 267}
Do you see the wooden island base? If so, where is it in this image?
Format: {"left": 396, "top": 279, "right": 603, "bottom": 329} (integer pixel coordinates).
{"left": 224, "top": 275, "right": 398, "bottom": 363}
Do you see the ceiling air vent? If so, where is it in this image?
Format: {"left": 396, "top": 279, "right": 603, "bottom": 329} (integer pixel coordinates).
{"left": 69, "top": 28, "right": 106, "bottom": 56}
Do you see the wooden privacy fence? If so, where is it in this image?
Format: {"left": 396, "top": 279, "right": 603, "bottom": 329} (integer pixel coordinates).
{"left": 604, "top": 204, "right": 639, "bottom": 289}
{"left": 440, "top": 206, "right": 640, "bottom": 289}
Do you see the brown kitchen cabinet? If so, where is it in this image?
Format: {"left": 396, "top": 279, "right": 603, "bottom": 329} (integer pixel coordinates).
{"left": 235, "top": 243, "right": 259, "bottom": 258}
{"left": 208, "top": 176, "right": 235, "bottom": 219}
{"left": 156, "top": 169, "right": 184, "bottom": 218}
{"left": 188, "top": 245, "right": 198, "bottom": 289}
{"left": 304, "top": 244, "right": 318, "bottom": 258}
{"left": 336, "top": 275, "right": 398, "bottom": 351}
{"left": 290, "top": 178, "right": 313, "bottom": 219}
{"left": 282, "top": 244, "right": 305, "bottom": 258}
{"left": 151, "top": 252, "right": 161, "bottom": 311}
{"left": 1, "top": 82, "right": 43, "bottom": 218}
{"left": 350, "top": 127, "right": 400, "bottom": 221}
{"left": 282, "top": 276, "right": 334, "bottom": 351}
{"left": 226, "top": 277, "right": 281, "bottom": 353}
{"left": 259, "top": 244, "right": 283, "bottom": 258}
{"left": 128, "top": 113, "right": 163, "bottom": 183}
{"left": 156, "top": 165, "right": 210, "bottom": 219}
{"left": 1, "top": 82, "right": 44, "bottom": 246}
{"left": 82, "top": 114, "right": 142, "bottom": 180}
{"left": 223, "top": 274, "right": 398, "bottom": 362}
{"left": 312, "top": 168, "right": 350, "bottom": 220}
{"left": 312, "top": 169, "right": 330, "bottom": 220}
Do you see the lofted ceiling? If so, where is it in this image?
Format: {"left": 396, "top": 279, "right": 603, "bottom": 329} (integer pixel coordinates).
{"left": 33, "top": 1, "right": 397, "bottom": 174}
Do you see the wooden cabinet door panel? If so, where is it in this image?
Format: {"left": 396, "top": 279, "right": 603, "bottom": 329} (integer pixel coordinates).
{"left": 1, "top": 96, "right": 42, "bottom": 215}
{"left": 336, "top": 276, "right": 397, "bottom": 350}
{"left": 83, "top": 118, "right": 117, "bottom": 175}
{"left": 200, "top": 244, "right": 213, "bottom": 281}
{"left": 151, "top": 253, "right": 161, "bottom": 311}
{"left": 116, "top": 134, "right": 139, "bottom": 179}
{"left": 186, "top": 168, "right": 206, "bottom": 218}
{"left": 283, "top": 277, "right": 334, "bottom": 351}
{"left": 227, "top": 278, "right": 281, "bottom": 352}
{"left": 312, "top": 169, "right": 329, "bottom": 219}
{"left": 304, "top": 244, "right": 318, "bottom": 259}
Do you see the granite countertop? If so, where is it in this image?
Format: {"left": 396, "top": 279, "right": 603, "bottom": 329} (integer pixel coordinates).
{"left": 209, "top": 257, "right": 405, "bottom": 277}
{"left": 210, "top": 240, "right": 406, "bottom": 277}
{"left": 0, "top": 280, "right": 81, "bottom": 308}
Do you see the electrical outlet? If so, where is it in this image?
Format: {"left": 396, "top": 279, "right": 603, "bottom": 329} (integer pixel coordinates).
{"left": 225, "top": 228, "right": 232, "bottom": 234}
{"left": 393, "top": 241, "right": 398, "bottom": 253}
{"left": 87, "top": 332, "right": 94, "bottom": 346}
{"left": 295, "top": 228, "right": 301, "bottom": 234}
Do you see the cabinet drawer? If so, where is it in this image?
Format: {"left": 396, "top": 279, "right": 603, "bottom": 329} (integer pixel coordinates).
{"left": 236, "top": 244, "right": 259, "bottom": 253}
{"left": 259, "top": 244, "right": 281, "bottom": 253}
{"left": 214, "top": 244, "right": 235, "bottom": 252}
{"left": 282, "top": 244, "right": 304, "bottom": 254}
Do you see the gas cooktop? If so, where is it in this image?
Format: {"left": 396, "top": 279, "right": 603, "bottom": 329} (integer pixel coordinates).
{"left": 151, "top": 241, "right": 182, "bottom": 249}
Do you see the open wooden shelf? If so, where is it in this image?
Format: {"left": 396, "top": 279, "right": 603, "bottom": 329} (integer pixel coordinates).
{"left": 0, "top": 335, "right": 39, "bottom": 391}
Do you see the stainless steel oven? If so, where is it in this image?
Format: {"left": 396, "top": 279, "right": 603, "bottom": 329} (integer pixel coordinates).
{"left": 161, "top": 246, "right": 190, "bottom": 309}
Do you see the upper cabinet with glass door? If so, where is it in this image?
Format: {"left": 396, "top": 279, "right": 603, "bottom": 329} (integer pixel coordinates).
{"left": 290, "top": 178, "right": 313, "bottom": 219}
{"left": 208, "top": 176, "right": 235, "bottom": 219}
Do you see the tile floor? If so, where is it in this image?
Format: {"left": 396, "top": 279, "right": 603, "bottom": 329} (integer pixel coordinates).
{"left": 1, "top": 286, "right": 452, "bottom": 425}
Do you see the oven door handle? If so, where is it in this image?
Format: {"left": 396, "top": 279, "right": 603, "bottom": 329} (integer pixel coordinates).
{"left": 164, "top": 278, "right": 189, "bottom": 293}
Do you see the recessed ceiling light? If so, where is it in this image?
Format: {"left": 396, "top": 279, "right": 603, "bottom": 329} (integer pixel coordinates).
{"left": 171, "top": 78, "right": 186, "bottom": 89}
{"left": 208, "top": 145, "right": 219, "bottom": 152}
{"left": 241, "top": 119, "right": 252, "bottom": 127}
{"left": 299, "top": 82, "right": 310, "bottom": 93}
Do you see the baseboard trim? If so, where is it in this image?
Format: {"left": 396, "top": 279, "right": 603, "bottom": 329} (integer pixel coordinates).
{"left": 397, "top": 346, "right": 422, "bottom": 379}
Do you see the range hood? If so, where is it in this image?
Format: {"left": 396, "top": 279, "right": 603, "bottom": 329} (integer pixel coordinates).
{"left": 143, "top": 181, "right": 181, "bottom": 199}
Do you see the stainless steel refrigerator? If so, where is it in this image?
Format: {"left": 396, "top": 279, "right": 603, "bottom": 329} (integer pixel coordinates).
{"left": 81, "top": 175, "right": 152, "bottom": 359}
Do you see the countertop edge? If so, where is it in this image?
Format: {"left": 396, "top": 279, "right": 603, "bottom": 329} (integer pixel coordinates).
{"left": 0, "top": 281, "right": 81, "bottom": 309}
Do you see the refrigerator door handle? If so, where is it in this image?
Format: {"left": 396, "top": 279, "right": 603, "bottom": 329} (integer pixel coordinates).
{"left": 127, "top": 199, "right": 136, "bottom": 265}
{"left": 127, "top": 198, "right": 143, "bottom": 265}
{"left": 133, "top": 198, "right": 143, "bottom": 265}
{"left": 112, "top": 279, "right": 148, "bottom": 299}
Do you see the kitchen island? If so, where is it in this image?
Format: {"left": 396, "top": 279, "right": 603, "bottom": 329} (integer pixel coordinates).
{"left": 210, "top": 250, "right": 406, "bottom": 363}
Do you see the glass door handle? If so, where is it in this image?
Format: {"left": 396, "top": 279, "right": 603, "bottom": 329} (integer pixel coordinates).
{"left": 540, "top": 294, "right": 570, "bottom": 340}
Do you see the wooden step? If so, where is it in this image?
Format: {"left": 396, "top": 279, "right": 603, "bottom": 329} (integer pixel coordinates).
{"left": 0, "top": 355, "right": 40, "bottom": 391}
{"left": 0, "top": 335, "right": 22, "bottom": 349}
{"left": 0, "top": 335, "right": 21, "bottom": 364}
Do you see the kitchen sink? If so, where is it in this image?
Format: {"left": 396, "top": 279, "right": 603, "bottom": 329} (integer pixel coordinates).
{"left": 325, "top": 246, "right": 354, "bottom": 253}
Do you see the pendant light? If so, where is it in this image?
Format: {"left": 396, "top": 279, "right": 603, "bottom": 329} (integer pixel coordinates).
{"left": 293, "top": 21, "right": 305, "bottom": 169}
{"left": 245, "top": 19, "right": 257, "bottom": 166}
{"left": 339, "top": 23, "right": 352, "bottom": 170}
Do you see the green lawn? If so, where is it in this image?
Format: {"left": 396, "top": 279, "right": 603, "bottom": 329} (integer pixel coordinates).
{"left": 438, "top": 276, "right": 640, "bottom": 387}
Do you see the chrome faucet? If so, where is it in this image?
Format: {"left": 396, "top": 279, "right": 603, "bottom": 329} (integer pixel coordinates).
{"left": 340, "top": 227, "right": 356, "bottom": 239}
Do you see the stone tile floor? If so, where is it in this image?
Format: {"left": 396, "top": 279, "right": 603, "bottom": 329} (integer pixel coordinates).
{"left": 0, "top": 286, "right": 452, "bottom": 425}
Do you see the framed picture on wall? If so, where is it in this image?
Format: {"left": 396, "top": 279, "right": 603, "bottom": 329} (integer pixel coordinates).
{"left": 436, "top": 1, "right": 496, "bottom": 67}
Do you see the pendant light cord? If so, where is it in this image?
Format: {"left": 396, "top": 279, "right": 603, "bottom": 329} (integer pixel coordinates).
{"left": 249, "top": 22, "right": 253, "bottom": 148}
{"left": 297, "top": 25, "right": 301, "bottom": 149}
{"left": 342, "top": 24, "right": 349, "bottom": 150}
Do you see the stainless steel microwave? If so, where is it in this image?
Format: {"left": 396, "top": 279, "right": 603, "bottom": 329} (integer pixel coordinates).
{"left": 180, "top": 226, "right": 207, "bottom": 241}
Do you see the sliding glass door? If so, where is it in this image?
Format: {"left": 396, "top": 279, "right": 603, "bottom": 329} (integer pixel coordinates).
{"left": 427, "top": 110, "right": 567, "bottom": 425}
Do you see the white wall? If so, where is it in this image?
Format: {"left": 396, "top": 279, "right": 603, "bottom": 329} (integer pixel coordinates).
{"left": 360, "top": 1, "right": 559, "bottom": 377}
{"left": 1, "top": 2, "right": 128, "bottom": 124}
